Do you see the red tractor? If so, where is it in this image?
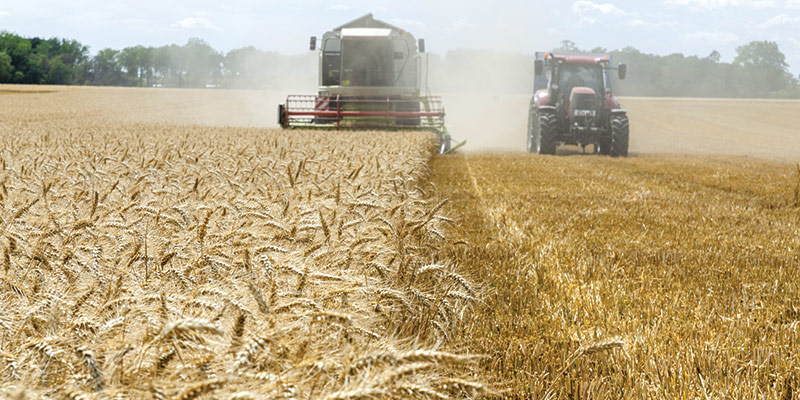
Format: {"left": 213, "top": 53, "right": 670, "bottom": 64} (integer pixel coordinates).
{"left": 527, "top": 52, "right": 629, "bottom": 156}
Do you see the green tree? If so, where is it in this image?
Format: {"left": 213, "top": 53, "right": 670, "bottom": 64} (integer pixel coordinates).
{"left": 224, "top": 46, "right": 271, "bottom": 88}
{"left": 0, "top": 32, "right": 39, "bottom": 83}
{"left": 91, "top": 48, "right": 122, "bottom": 85}
{"left": 183, "top": 38, "right": 222, "bottom": 87}
{"left": 556, "top": 40, "right": 580, "bottom": 53}
{"left": 0, "top": 51, "right": 12, "bottom": 82}
{"left": 45, "top": 57, "right": 72, "bottom": 84}
{"left": 734, "top": 41, "right": 793, "bottom": 97}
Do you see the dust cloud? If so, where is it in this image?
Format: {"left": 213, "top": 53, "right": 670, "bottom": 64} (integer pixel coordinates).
{"left": 427, "top": 51, "right": 534, "bottom": 152}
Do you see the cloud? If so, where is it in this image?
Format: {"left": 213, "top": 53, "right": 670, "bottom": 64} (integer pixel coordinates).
{"left": 787, "top": 0, "right": 800, "bottom": 8}
{"left": 626, "top": 18, "right": 648, "bottom": 27}
{"left": 571, "top": 1, "right": 628, "bottom": 16}
{"left": 571, "top": 1, "right": 659, "bottom": 27}
{"left": 446, "top": 18, "right": 474, "bottom": 33}
{"left": 683, "top": 31, "right": 739, "bottom": 43}
{"left": 170, "top": 17, "right": 222, "bottom": 32}
{"left": 665, "top": 0, "right": 776, "bottom": 9}
{"left": 0, "top": 11, "right": 9, "bottom": 17}
{"left": 759, "top": 14, "right": 800, "bottom": 28}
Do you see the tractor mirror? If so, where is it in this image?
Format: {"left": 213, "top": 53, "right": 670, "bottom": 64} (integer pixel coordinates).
{"left": 310, "top": 36, "right": 317, "bottom": 51}
{"left": 534, "top": 60, "right": 543, "bottom": 76}
{"left": 618, "top": 64, "right": 627, "bottom": 80}
{"left": 418, "top": 38, "right": 426, "bottom": 53}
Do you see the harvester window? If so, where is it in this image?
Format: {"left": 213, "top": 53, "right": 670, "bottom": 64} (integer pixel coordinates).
{"left": 558, "top": 64, "right": 603, "bottom": 97}
{"left": 322, "top": 38, "right": 341, "bottom": 86}
{"left": 392, "top": 39, "right": 411, "bottom": 85}
{"left": 341, "top": 39, "right": 392, "bottom": 87}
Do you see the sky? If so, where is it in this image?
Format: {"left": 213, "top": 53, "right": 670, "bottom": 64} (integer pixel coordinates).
{"left": 1, "top": 0, "right": 799, "bottom": 74}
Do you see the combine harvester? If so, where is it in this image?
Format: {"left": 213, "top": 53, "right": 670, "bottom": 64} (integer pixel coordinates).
{"left": 527, "top": 52, "right": 629, "bottom": 156}
{"left": 279, "top": 14, "right": 463, "bottom": 154}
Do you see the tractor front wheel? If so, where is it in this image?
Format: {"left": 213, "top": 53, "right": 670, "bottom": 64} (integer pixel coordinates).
{"left": 527, "top": 109, "right": 539, "bottom": 153}
{"left": 537, "top": 111, "right": 558, "bottom": 155}
{"left": 610, "top": 115, "right": 629, "bottom": 157}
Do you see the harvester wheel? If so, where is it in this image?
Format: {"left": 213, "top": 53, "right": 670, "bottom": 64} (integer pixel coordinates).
{"left": 537, "top": 111, "right": 558, "bottom": 155}
{"left": 278, "top": 104, "right": 287, "bottom": 129}
{"left": 610, "top": 115, "right": 629, "bottom": 157}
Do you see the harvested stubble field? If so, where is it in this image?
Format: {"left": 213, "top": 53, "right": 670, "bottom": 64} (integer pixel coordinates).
{"left": 0, "top": 86, "right": 486, "bottom": 399}
{"left": 434, "top": 154, "right": 800, "bottom": 398}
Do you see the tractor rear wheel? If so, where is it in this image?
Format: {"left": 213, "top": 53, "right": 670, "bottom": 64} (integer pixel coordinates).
{"left": 537, "top": 111, "right": 558, "bottom": 155}
{"left": 610, "top": 115, "right": 629, "bottom": 157}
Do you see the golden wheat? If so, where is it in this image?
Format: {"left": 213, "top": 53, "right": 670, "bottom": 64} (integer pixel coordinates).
{"left": 0, "top": 85, "right": 481, "bottom": 399}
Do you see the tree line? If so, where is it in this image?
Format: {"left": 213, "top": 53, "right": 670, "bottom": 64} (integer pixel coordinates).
{"left": 0, "top": 32, "right": 314, "bottom": 89}
{"left": 1, "top": 30, "right": 798, "bottom": 98}
{"left": 429, "top": 40, "right": 800, "bottom": 99}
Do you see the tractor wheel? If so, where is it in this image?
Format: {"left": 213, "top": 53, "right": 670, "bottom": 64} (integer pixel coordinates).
{"left": 537, "top": 111, "right": 558, "bottom": 155}
{"left": 610, "top": 115, "right": 629, "bottom": 157}
{"left": 526, "top": 108, "right": 538, "bottom": 153}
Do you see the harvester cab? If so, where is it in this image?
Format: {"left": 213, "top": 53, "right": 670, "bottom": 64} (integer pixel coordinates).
{"left": 279, "top": 13, "right": 464, "bottom": 154}
{"left": 527, "top": 52, "right": 629, "bottom": 156}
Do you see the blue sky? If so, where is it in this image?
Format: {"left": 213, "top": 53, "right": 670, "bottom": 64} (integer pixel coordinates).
{"left": 1, "top": 0, "right": 799, "bottom": 74}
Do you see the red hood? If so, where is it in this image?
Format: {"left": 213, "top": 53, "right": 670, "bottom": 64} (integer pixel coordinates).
{"left": 569, "top": 87, "right": 597, "bottom": 116}
{"left": 571, "top": 87, "right": 596, "bottom": 96}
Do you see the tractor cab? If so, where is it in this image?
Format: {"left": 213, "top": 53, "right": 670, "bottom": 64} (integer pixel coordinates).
{"left": 550, "top": 61, "right": 606, "bottom": 125}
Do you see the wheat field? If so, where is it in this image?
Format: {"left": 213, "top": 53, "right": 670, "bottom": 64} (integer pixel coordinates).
{"left": 3, "top": 85, "right": 800, "bottom": 399}
{"left": 0, "top": 86, "right": 486, "bottom": 399}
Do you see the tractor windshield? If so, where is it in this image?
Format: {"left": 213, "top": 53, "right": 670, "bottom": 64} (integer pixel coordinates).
{"left": 341, "top": 38, "right": 393, "bottom": 87}
{"left": 558, "top": 64, "right": 603, "bottom": 96}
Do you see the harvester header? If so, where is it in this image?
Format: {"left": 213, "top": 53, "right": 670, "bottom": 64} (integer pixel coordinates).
{"left": 278, "top": 13, "right": 462, "bottom": 154}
